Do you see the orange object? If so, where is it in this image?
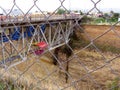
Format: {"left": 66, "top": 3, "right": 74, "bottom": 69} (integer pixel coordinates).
{"left": 36, "top": 41, "right": 47, "bottom": 49}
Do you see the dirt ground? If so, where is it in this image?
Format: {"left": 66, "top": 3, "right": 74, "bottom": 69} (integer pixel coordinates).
{"left": 1, "top": 49, "right": 119, "bottom": 90}
{"left": 81, "top": 25, "right": 120, "bottom": 48}
{"left": 0, "top": 25, "right": 120, "bottom": 90}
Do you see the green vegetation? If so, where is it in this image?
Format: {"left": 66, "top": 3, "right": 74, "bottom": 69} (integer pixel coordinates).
{"left": 81, "top": 11, "right": 120, "bottom": 24}
{"left": 56, "top": 8, "right": 66, "bottom": 15}
{"left": 94, "top": 18, "right": 106, "bottom": 23}
{"left": 81, "top": 16, "right": 94, "bottom": 23}
{"left": 0, "top": 81, "right": 16, "bottom": 90}
{"left": 0, "top": 82, "right": 5, "bottom": 90}
{"left": 0, "top": 80, "right": 34, "bottom": 90}
{"left": 81, "top": 16, "right": 118, "bottom": 24}
{"left": 108, "top": 77, "right": 120, "bottom": 90}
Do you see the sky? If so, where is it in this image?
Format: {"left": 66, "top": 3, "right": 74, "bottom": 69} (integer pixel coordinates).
{"left": 0, "top": 0, "right": 120, "bottom": 14}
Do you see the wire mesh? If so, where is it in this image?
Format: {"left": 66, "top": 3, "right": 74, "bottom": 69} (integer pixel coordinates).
{"left": 0, "top": 0, "right": 120, "bottom": 90}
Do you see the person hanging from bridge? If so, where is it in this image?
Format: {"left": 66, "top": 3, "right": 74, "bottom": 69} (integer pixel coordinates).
{"left": 30, "top": 41, "right": 48, "bottom": 55}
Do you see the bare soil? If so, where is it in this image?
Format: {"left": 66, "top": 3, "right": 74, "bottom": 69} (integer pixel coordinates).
{"left": 81, "top": 25, "right": 120, "bottom": 48}
{"left": 0, "top": 25, "right": 120, "bottom": 90}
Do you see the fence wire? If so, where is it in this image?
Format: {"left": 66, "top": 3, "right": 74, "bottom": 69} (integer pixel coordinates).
{"left": 0, "top": 0, "right": 120, "bottom": 90}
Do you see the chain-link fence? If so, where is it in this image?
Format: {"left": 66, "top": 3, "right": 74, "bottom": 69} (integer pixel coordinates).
{"left": 0, "top": 0, "right": 120, "bottom": 90}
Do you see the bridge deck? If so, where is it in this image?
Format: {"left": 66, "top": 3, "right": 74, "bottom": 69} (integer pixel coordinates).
{"left": 0, "top": 15, "right": 81, "bottom": 27}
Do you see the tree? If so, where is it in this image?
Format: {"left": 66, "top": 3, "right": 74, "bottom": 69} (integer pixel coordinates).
{"left": 109, "top": 12, "right": 119, "bottom": 22}
{"left": 57, "top": 8, "right": 65, "bottom": 15}
{"left": 79, "top": 10, "right": 83, "bottom": 15}
{"left": 74, "top": 10, "right": 78, "bottom": 13}
{"left": 81, "top": 16, "right": 94, "bottom": 23}
{"left": 113, "top": 13, "right": 119, "bottom": 19}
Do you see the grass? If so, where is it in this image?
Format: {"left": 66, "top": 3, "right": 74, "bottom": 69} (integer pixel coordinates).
{"left": 0, "top": 48, "right": 119, "bottom": 90}
{"left": 81, "top": 17, "right": 118, "bottom": 25}
{"left": 108, "top": 77, "right": 120, "bottom": 90}
{"left": 75, "top": 25, "right": 120, "bottom": 54}
{"left": 82, "top": 25, "right": 120, "bottom": 47}
{"left": 94, "top": 43, "right": 120, "bottom": 54}
{"left": 71, "top": 33, "right": 120, "bottom": 54}
{"left": 0, "top": 25, "right": 120, "bottom": 90}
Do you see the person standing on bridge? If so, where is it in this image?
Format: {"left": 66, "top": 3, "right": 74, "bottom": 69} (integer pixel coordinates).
{"left": 64, "top": 13, "right": 67, "bottom": 19}
{"left": 29, "top": 16, "right": 31, "bottom": 21}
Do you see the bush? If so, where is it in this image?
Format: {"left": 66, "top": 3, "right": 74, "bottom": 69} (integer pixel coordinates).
{"left": 108, "top": 77, "right": 120, "bottom": 90}
{"left": 81, "top": 16, "right": 94, "bottom": 23}
{"left": 94, "top": 18, "right": 106, "bottom": 23}
{"left": 57, "top": 8, "right": 66, "bottom": 15}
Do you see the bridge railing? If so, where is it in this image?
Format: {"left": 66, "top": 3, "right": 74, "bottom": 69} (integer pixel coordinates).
{"left": 0, "top": 14, "right": 81, "bottom": 23}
